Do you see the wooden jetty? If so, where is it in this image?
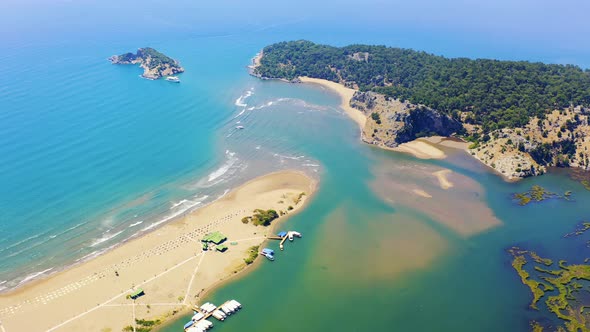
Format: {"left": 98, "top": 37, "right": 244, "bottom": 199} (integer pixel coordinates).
{"left": 268, "top": 231, "right": 299, "bottom": 250}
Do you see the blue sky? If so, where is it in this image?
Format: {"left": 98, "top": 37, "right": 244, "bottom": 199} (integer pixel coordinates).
{"left": 1, "top": 0, "right": 589, "bottom": 67}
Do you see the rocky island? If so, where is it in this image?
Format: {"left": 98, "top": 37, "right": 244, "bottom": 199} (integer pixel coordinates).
{"left": 252, "top": 40, "right": 590, "bottom": 180}
{"left": 109, "top": 47, "right": 184, "bottom": 80}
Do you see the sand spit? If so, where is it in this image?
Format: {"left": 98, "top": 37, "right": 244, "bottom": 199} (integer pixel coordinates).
{"left": 0, "top": 171, "right": 316, "bottom": 332}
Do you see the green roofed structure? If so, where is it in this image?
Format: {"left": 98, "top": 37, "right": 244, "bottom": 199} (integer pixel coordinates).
{"left": 201, "top": 231, "right": 227, "bottom": 245}
{"left": 216, "top": 245, "right": 228, "bottom": 252}
{"left": 129, "top": 288, "right": 145, "bottom": 300}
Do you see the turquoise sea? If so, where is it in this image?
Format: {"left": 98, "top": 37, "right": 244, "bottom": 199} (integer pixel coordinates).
{"left": 1, "top": 0, "right": 590, "bottom": 331}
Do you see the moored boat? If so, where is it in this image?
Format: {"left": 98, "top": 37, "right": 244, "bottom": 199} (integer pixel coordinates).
{"left": 261, "top": 248, "right": 275, "bottom": 261}
{"left": 212, "top": 310, "right": 225, "bottom": 321}
{"left": 230, "top": 299, "right": 242, "bottom": 308}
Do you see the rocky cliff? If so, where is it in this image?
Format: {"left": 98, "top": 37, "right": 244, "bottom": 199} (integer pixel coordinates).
{"left": 465, "top": 107, "right": 590, "bottom": 179}
{"left": 109, "top": 47, "right": 184, "bottom": 80}
{"left": 351, "top": 91, "right": 462, "bottom": 148}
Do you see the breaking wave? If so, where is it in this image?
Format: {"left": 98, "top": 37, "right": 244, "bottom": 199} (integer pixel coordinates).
{"left": 17, "top": 268, "right": 54, "bottom": 286}
{"left": 128, "top": 221, "right": 144, "bottom": 228}
{"left": 208, "top": 150, "right": 239, "bottom": 183}
{"left": 90, "top": 230, "right": 124, "bottom": 247}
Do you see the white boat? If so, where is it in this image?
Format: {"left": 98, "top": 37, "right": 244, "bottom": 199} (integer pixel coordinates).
{"left": 221, "top": 304, "right": 233, "bottom": 315}
{"left": 292, "top": 231, "right": 302, "bottom": 238}
{"left": 186, "top": 327, "right": 203, "bottom": 332}
{"left": 212, "top": 310, "right": 225, "bottom": 321}
{"left": 235, "top": 125, "right": 244, "bottom": 129}
{"left": 165, "top": 76, "right": 180, "bottom": 83}
{"left": 218, "top": 309, "right": 227, "bottom": 318}
{"left": 196, "top": 321, "right": 210, "bottom": 330}
{"left": 230, "top": 299, "right": 242, "bottom": 308}
{"left": 200, "top": 303, "right": 216, "bottom": 313}
{"left": 288, "top": 232, "right": 294, "bottom": 241}
{"left": 226, "top": 302, "right": 237, "bottom": 311}
{"left": 192, "top": 312, "right": 204, "bottom": 321}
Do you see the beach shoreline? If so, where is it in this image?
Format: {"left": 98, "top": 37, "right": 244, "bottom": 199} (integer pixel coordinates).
{"left": 298, "top": 77, "right": 451, "bottom": 160}
{"left": 296, "top": 76, "right": 517, "bottom": 183}
{"left": 298, "top": 77, "right": 367, "bottom": 130}
{"left": 0, "top": 170, "right": 317, "bottom": 332}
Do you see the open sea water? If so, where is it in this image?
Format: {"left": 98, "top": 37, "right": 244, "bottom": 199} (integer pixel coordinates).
{"left": 1, "top": 0, "right": 590, "bottom": 331}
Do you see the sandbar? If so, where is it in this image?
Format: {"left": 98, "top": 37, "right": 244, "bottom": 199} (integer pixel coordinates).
{"left": 412, "top": 189, "right": 433, "bottom": 198}
{"left": 0, "top": 170, "right": 316, "bottom": 332}
{"left": 393, "top": 140, "right": 446, "bottom": 159}
{"left": 433, "top": 169, "right": 454, "bottom": 189}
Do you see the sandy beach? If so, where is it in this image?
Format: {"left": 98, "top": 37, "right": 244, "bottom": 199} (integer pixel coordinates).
{"left": 394, "top": 140, "right": 446, "bottom": 159}
{"left": 0, "top": 171, "right": 316, "bottom": 332}
{"left": 298, "top": 77, "right": 450, "bottom": 160}
{"left": 299, "top": 77, "right": 367, "bottom": 129}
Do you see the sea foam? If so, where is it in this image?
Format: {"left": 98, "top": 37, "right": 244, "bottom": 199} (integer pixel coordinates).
{"left": 128, "top": 221, "right": 144, "bottom": 228}
{"left": 18, "top": 267, "right": 54, "bottom": 286}
{"left": 90, "top": 230, "right": 124, "bottom": 247}
{"left": 234, "top": 89, "right": 253, "bottom": 107}
{"left": 207, "top": 150, "right": 238, "bottom": 183}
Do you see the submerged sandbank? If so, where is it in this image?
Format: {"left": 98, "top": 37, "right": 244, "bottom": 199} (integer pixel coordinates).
{"left": 0, "top": 170, "right": 316, "bottom": 332}
{"left": 370, "top": 158, "right": 502, "bottom": 237}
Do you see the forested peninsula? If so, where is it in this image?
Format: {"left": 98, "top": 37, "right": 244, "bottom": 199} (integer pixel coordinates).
{"left": 109, "top": 47, "right": 184, "bottom": 80}
{"left": 253, "top": 40, "right": 590, "bottom": 179}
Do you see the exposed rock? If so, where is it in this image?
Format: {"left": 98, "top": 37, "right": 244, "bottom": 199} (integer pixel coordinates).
{"left": 347, "top": 52, "right": 369, "bottom": 62}
{"left": 465, "top": 107, "right": 590, "bottom": 179}
{"left": 352, "top": 91, "right": 462, "bottom": 148}
{"left": 109, "top": 47, "right": 184, "bottom": 80}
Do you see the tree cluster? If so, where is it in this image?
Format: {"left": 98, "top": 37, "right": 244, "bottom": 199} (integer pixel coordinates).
{"left": 256, "top": 40, "right": 590, "bottom": 131}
